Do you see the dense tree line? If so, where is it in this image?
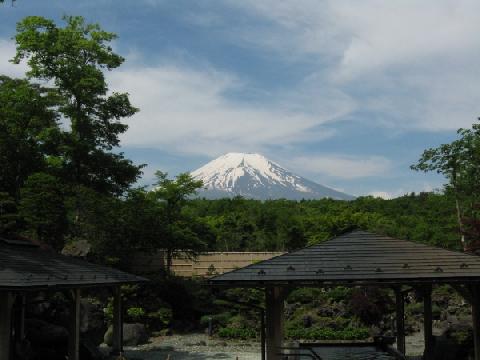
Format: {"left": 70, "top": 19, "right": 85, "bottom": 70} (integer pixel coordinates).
{"left": 186, "top": 192, "right": 460, "bottom": 252}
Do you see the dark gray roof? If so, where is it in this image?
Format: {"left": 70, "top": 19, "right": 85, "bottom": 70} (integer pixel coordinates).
{"left": 209, "top": 230, "right": 480, "bottom": 286}
{"left": 0, "top": 238, "right": 146, "bottom": 290}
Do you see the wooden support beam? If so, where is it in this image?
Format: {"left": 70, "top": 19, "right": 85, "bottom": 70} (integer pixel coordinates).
{"left": 423, "top": 285, "right": 434, "bottom": 360}
{"left": 18, "top": 295, "right": 26, "bottom": 341}
{"left": 68, "top": 289, "right": 81, "bottom": 360}
{"left": 395, "top": 287, "right": 406, "bottom": 355}
{"left": 260, "top": 308, "right": 266, "bottom": 360}
{"left": 471, "top": 285, "right": 480, "bottom": 360}
{"left": 0, "top": 292, "right": 14, "bottom": 360}
{"left": 112, "top": 286, "right": 124, "bottom": 355}
{"left": 265, "top": 287, "right": 286, "bottom": 360}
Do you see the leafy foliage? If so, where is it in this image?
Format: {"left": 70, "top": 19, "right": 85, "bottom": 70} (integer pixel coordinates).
{"left": 412, "top": 122, "right": 480, "bottom": 247}
{"left": 13, "top": 15, "right": 142, "bottom": 196}
{"left": 217, "top": 327, "right": 257, "bottom": 340}
{"left": 19, "top": 173, "right": 67, "bottom": 249}
{"left": 149, "top": 171, "right": 208, "bottom": 271}
{"left": 0, "top": 192, "right": 19, "bottom": 236}
{"left": 0, "top": 76, "right": 58, "bottom": 200}
{"left": 285, "top": 327, "right": 370, "bottom": 341}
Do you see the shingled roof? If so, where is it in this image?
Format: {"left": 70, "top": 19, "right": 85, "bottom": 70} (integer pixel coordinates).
{"left": 209, "top": 230, "right": 480, "bottom": 286}
{"left": 0, "top": 238, "right": 146, "bottom": 290}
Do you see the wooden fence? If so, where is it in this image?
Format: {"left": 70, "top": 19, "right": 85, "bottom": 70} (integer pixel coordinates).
{"left": 131, "top": 251, "right": 284, "bottom": 277}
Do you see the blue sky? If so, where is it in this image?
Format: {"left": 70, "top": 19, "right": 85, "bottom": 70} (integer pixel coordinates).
{"left": 1, "top": 0, "right": 480, "bottom": 198}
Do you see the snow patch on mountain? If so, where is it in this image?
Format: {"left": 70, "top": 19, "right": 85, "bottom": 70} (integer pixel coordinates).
{"left": 191, "top": 153, "right": 354, "bottom": 200}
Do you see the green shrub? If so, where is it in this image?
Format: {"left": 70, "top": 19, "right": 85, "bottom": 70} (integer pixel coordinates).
{"left": 200, "top": 312, "right": 232, "bottom": 328}
{"left": 104, "top": 301, "right": 114, "bottom": 321}
{"left": 406, "top": 302, "right": 423, "bottom": 315}
{"left": 127, "top": 307, "right": 146, "bottom": 321}
{"left": 288, "top": 288, "right": 325, "bottom": 304}
{"left": 326, "top": 287, "right": 352, "bottom": 302}
{"left": 285, "top": 326, "right": 370, "bottom": 340}
{"left": 217, "top": 327, "right": 256, "bottom": 339}
{"left": 147, "top": 307, "right": 173, "bottom": 329}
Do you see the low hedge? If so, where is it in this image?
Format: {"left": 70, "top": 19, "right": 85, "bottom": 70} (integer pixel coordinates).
{"left": 286, "top": 327, "right": 370, "bottom": 340}
{"left": 217, "top": 327, "right": 257, "bottom": 340}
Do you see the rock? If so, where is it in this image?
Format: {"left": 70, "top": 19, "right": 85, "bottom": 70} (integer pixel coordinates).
{"left": 61, "top": 239, "right": 92, "bottom": 257}
{"left": 104, "top": 323, "right": 148, "bottom": 346}
{"left": 104, "top": 327, "right": 113, "bottom": 345}
{"left": 447, "top": 305, "right": 458, "bottom": 315}
{"left": 98, "top": 343, "right": 112, "bottom": 357}
{"left": 434, "top": 320, "right": 450, "bottom": 334}
{"left": 80, "top": 299, "right": 107, "bottom": 346}
{"left": 26, "top": 319, "right": 68, "bottom": 345}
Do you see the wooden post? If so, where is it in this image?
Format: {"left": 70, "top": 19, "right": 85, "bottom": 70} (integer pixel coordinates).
{"left": 423, "top": 285, "right": 434, "bottom": 360}
{"left": 68, "top": 289, "right": 81, "bottom": 360}
{"left": 472, "top": 285, "right": 480, "bottom": 360}
{"left": 265, "top": 287, "right": 285, "bottom": 360}
{"left": 112, "top": 286, "right": 123, "bottom": 355}
{"left": 18, "top": 294, "right": 26, "bottom": 341}
{"left": 395, "top": 287, "right": 406, "bottom": 355}
{"left": 260, "top": 308, "right": 266, "bottom": 360}
{"left": 0, "top": 292, "right": 14, "bottom": 360}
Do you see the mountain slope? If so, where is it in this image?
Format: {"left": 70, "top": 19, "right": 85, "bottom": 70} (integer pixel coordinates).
{"left": 191, "top": 153, "right": 354, "bottom": 200}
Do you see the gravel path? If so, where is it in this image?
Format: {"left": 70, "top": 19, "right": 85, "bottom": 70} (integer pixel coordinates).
{"left": 124, "top": 331, "right": 427, "bottom": 360}
{"left": 124, "top": 333, "right": 261, "bottom": 360}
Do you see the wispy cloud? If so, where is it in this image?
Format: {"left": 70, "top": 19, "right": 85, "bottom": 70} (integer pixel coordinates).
{"left": 108, "top": 55, "right": 353, "bottom": 157}
{"left": 210, "top": 0, "right": 480, "bottom": 131}
{"left": 285, "top": 155, "right": 392, "bottom": 179}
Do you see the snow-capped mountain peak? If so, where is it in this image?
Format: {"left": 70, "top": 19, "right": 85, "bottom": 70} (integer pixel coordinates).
{"left": 191, "top": 153, "right": 354, "bottom": 200}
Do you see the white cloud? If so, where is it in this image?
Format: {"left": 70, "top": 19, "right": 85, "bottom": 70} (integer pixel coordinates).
{"left": 0, "top": 40, "right": 27, "bottom": 77}
{"left": 219, "top": 0, "right": 480, "bottom": 131}
{"left": 368, "top": 182, "right": 441, "bottom": 199}
{"left": 368, "top": 191, "right": 393, "bottom": 200}
{"left": 284, "top": 155, "right": 391, "bottom": 179}
{"left": 108, "top": 59, "right": 354, "bottom": 156}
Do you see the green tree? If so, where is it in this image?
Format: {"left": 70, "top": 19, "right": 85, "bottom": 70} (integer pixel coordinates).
{"left": 0, "top": 76, "right": 59, "bottom": 199}
{"left": 0, "top": 192, "right": 19, "bottom": 237}
{"left": 412, "top": 121, "right": 480, "bottom": 248}
{"left": 12, "top": 15, "right": 142, "bottom": 196}
{"left": 19, "top": 173, "right": 67, "bottom": 249}
{"left": 150, "top": 171, "right": 207, "bottom": 272}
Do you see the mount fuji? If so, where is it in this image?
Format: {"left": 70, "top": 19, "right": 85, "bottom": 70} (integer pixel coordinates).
{"left": 190, "top": 153, "right": 354, "bottom": 200}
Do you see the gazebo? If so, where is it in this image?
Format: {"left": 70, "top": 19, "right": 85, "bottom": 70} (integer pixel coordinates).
{"left": 0, "top": 237, "right": 146, "bottom": 360}
{"left": 210, "top": 230, "right": 480, "bottom": 360}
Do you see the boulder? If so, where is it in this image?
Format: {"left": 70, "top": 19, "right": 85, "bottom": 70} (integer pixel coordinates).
{"left": 104, "top": 323, "right": 148, "bottom": 346}
{"left": 80, "top": 299, "right": 107, "bottom": 345}
{"left": 61, "top": 239, "right": 92, "bottom": 257}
